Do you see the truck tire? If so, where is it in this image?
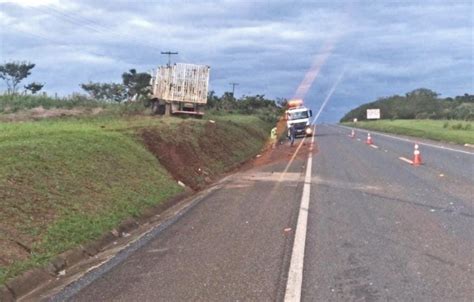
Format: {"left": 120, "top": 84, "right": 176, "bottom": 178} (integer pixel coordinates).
{"left": 165, "top": 103, "right": 171, "bottom": 116}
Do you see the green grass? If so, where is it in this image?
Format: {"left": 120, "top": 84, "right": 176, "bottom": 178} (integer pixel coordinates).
{"left": 0, "top": 113, "right": 271, "bottom": 285}
{"left": 0, "top": 94, "right": 110, "bottom": 113}
{"left": 342, "top": 119, "right": 474, "bottom": 145}
{"left": 0, "top": 116, "right": 185, "bottom": 284}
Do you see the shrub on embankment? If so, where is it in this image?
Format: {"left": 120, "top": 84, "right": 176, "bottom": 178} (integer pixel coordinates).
{"left": 0, "top": 114, "right": 271, "bottom": 285}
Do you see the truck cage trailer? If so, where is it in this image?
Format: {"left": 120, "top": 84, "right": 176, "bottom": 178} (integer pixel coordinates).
{"left": 150, "top": 63, "right": 210, "bottom": 116}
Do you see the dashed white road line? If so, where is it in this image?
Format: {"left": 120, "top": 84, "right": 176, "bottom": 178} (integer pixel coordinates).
{"left": 399, "top": 157, "right": 413, "bottom": 164}
{"left": 370, "top": 144, "right": 379, "bottom": 149}
{"left": 284, "top": 130, "right": 315, "bottom": 301}
{"left": 356, "top": 138, "right": 361, "bottom": 141}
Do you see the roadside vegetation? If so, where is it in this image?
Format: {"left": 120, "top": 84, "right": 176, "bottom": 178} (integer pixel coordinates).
{"left": 340, "top": 88, "right": 474, "bottom": 122}
{"left": 0, "top": 59, "right": 282, "bottom": 284}
{"left": 343, "top": 119, "right": 474, "bottom": 145}
{"left": 0, "top": 114, "right": 273, "bottom": 285}
{"left": 340, "top": 88, "right": 474, "bottom": 145}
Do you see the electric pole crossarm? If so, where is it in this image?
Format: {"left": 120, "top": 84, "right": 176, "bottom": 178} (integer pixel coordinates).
{"left": 161, "top": 51, "right": 179, "bottom": 67}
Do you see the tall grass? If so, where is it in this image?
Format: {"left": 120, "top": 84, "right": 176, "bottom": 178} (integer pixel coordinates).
{"left": 0, "top": 94, "right": 111, "bottom": 113}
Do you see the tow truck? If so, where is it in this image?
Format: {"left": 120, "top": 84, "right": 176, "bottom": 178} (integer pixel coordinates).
{"left": 285, "top": 99, "right": 313, "bottom": 137}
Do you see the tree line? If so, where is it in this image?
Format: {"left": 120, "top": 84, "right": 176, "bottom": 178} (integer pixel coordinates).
{"left": 0, "top": 61, "right": 151, "bottom": 102}
{"left": 0, "top": 61, "right": 283, "bottom": 118}
{"left": 340, "top": 88, "right": 474, "bottom": 122}
{"left": 0, "top": 61, "right": 44, "bottom": 95}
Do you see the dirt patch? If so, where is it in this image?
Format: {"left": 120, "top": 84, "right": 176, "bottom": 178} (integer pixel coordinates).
{"left": 140, "top": 119, "right": 269, "bottom": 191}
{"left": 241, "top": 117, "right": 318, "bottom": 169}
{"left": 243, "top": 136, "right": 317, "bottom": 170}
{"left": 140, "top": 119, "right": 316, "bottom": 191}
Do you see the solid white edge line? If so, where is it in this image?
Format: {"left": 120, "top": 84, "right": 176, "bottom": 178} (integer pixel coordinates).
{"left": 284, "top": 130, "right": 315, "bottom": 301}
{"left": 334, "top": 124, "right": 474, "bottom": 155}
{"left": 399, "top": 157, "right": 413, "bottom": 164}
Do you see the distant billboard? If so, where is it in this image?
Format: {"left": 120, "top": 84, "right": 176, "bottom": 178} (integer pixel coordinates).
{"left": 367, "top": 109, "right": 381, "bottom": 120}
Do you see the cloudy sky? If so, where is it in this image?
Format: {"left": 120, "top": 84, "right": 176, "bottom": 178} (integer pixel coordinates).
{"left": 0, "top": 0, "right": 472, "bottom": 121}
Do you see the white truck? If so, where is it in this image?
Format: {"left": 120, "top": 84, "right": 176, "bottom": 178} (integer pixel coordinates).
{"left": 150, "top": 63, "right": 210, "bottom": 117}
{"left": 285, "top": 99, "right": 313, "bottom": 137}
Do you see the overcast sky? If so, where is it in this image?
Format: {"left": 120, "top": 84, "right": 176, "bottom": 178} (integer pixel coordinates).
{"left": 1, "top": 0, "right": 472, "bottom": 121}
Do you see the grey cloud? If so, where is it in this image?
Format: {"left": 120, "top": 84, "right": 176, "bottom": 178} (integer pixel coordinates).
{"left": 0, "top": 0, "right": 472, "bottom": 121}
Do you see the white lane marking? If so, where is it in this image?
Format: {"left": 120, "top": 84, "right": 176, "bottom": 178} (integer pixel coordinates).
{"left": 334, "top": 125, "right": 474, "bottom": 155}
{"left": 399, "top": 157, "right": 413, "bottom": 164}
{"left": 370, "top": 144, "right": 379, "bottom": 149}
{"left": 284, "top": 130, "right": 315, "bottom": 301}
{"left": 356, "top": 138, "right": 361, "bottom": 141}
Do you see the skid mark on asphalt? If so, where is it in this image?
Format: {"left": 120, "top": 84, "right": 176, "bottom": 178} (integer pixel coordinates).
{"left": 241, "top": 172, "right": 303, "bottom": 182}
{"left": 311, "top": 176, "right": 381, "bottom": 193}
{"left": 333, "top": 248, "right": 380, "bottom": 302}
{"left": 358, "top": 189, "right": 474, "bottom": 219}
{"left": 224, "top": 172, "right": 303, "bottom": 189}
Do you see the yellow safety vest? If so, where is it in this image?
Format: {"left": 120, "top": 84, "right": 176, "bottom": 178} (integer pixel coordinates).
{"left": 270, "top": 127, "right": 277, "bottom": 139}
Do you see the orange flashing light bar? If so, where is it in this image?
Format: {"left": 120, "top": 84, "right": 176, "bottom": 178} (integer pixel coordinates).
{"left": 288, "top": 99, "right": 303, "bottom": 109}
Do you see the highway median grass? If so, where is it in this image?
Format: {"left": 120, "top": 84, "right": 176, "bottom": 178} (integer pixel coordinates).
{"left": 342, "top": 119, "right": 474, "bottom": 145}
{"left": 0, "top": 113, "right": 272, "bottom": 285}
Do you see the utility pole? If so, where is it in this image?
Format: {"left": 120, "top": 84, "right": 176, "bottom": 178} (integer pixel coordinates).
{"left": 229, "top": 82, "right": 239, "bottom": 97}
{"left": 161, "top": 51, "right": 178, "bottom": 67}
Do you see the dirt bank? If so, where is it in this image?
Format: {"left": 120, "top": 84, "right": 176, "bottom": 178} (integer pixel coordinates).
{"left": 140, "top": 119, "right": 270, "bottom": 190}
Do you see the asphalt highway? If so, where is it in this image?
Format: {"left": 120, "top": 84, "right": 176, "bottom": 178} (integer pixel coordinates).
{"left": 49, "top": 124, "right": 473, "bottom": 302}
{"left": 303, "top": 125, "right": 473, "bottom": 301}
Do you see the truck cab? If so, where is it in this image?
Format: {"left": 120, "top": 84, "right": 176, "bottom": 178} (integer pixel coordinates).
{"left": 285, "top": 99, "right": 313, "bottom": 137}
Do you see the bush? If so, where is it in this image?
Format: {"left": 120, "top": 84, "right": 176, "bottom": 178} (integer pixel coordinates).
{"left": 443, "top": 121, "right": 449, "bottom": 128}
{"left": 464, "top": 123, "right": 472, "bottom": 130}
{"left": 451, "top": 123, "right": 463, "bottom": 130}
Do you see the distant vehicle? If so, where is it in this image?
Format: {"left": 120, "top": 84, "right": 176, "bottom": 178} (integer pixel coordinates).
{"left": 150, "top": 63, "right": 210, "bottom": 117}
{"left": 285, "top": 99, "right": 313, "bottom": 137}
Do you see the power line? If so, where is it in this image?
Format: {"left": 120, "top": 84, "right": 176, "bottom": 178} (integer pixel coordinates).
{"left": 31, "top": 4, "right": 165, "bottom": 53}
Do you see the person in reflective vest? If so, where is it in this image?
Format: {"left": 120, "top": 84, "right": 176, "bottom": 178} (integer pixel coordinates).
{"left": 270, "top": 126, "right": 277, "bottom": 149}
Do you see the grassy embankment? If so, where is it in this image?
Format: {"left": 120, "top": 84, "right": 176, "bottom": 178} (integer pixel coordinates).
{"left": 0, "top": 113, "right": 272, "bottom": 285}
{"left": 343, "top": 119, "right": 474, "bottom": 145}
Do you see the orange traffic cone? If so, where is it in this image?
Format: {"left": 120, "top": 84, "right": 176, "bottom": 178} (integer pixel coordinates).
{"left": 350, "top": 129, "right": 355, "bottom": 138}
{"left": 412, "top": 144, "right": 422, "bottom": 166}
{"left": 366, "top": 133, "right": 373, "bottom": 145}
